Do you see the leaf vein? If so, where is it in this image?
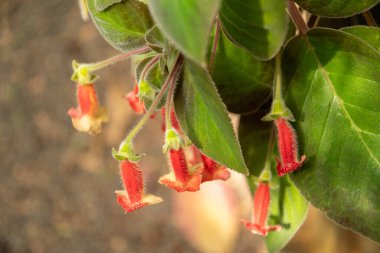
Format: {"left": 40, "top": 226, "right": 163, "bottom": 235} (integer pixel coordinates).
{"left": 308, "top": 41, "right": 380, "bottom": 167}
{"left": 315, "top": 96, "right": 334, "bottom": 158}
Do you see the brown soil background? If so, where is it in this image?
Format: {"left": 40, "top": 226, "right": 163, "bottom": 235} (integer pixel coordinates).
{"left": 1, "top": 1, "right": 380, "bottom": 253}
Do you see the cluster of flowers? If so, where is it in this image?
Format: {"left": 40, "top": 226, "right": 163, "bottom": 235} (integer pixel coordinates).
{"left": 241, "top": 116, "right": 306, "bottom": 236}
{"left": 67, "top": 52, "right": 305, "bottom": 237}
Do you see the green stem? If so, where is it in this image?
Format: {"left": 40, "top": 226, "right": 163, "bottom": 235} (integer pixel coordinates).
{"left": 85, "top": 46, "right": 151, "bottom": 72}
{"left": 165, "top": 80, "right": 175, "bottom": 130}
{"left": 259, "top": 126, "right": 276, "bottom": 182}
{"left": 164, "top": 64, "right": 182, "bottom": 130}
{"left": 274, "top": 53, "right": 282, "bottom": 101}
{"left": 140, "top": 54, "right": 161, "bottom": 81}
{"left": 124, "top": 54, "right": 184, "bottom": 144}
{"left": 264, "top": 127, "right": 276, "bottom": 172}
{"left": 208, "top": 16, "right": 221, "bottom": 73}
{"left": 286, "top": 0, "right": 309, "bottom": 35}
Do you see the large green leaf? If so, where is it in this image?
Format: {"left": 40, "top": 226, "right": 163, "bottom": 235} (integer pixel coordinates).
{"left": 341, "top": 26, "right": 380, "bottom": 52}
{"left": 144, "top": 25, "right": 166, "bottom": 53}
{"left": 219, "top": 0, "right": 288, "bottom": 60}
{"left": 294, "top": 0, "right": 380, "bottom": 17}
{"left": 87, "top": 0, "right": 153, "bottom": 51}
{"left": 239, "top": 113, "right": 308, "bottom": 253}
{"left": 148, "top": 0, "right": 221, "bottom": 65}
{"left": 94, "top": 0, "right": 123, "bottom": 11}
{"left": 283, "top": 28, "right": 380, "bottom": 242}
{"left": 175, "top": 60, "right": 248, "bottom": 174}
{"left": 210, "top": 30, "right": 273, "bottom": 114}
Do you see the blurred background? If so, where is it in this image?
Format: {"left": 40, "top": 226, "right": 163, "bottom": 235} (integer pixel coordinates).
{"left": 1, "top": 1, "right": 380, "bottom": 253}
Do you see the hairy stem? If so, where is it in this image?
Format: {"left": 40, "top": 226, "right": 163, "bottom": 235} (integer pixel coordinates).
{"left": 208, "top": 17, "right": 221, "bottom": 74}
{"left": 286, "top": 0, "right": 309, "bottom": 35}
{"left": 264, "top": 127, "right": 276, "bottom": 172}
{"left": 85, "top": 46, "right": 151, "bottom": 72}
{"left": 139, "top": 54, "right": 161, "bottom": 81}
{"left": 125, "top": 54, "right": 184, "bottom": 144}
{"left": 165, "top": 56, "right": 183, "bottom": 129}
{"left": 274, "top": 54, "right": 283, "bottom": 100}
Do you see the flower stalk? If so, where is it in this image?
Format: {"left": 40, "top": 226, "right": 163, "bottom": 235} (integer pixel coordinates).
{"left": 71, "top": 46, "right": 151, "bottom": 85}
{"left": 123, "top": 54, "right": 184, "bottom": 146}
{"left": 262, "top": 54, "right": 294, "bottom": 121}
{"left": 137, "top": 55, "right": 161, "bottom": 100}
{"left": 286, "top": 0, "right": 309, "bottom": 35}
{"left": 208, "top": 16, "right": 221, "bottom": 73}
{"left": 139, "top": 55, "right": 161, "bottom": 82}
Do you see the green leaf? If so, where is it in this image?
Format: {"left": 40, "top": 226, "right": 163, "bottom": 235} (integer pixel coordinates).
{"left": 341, "top": 26, "right": 380, "bottom": 52}
{"left": 175, "top": 60, "right": 248, "bottom": 174}
{"left": 239, "top": 111, "right": 273, "bottom": 175}
{"left": 219, "top": 0, "right": 288, "bottom": 60}
{"left": 144, "top": 25, "right": 166, "bottom": 53}
{"left": 148, "top": 0, "right": 221, "bottom": 65}
{"left": 239, "top": 112, "right": 308, "bottom": 253}
{"left": 87, "top": 0, "right": 154, "bottom": 51}
{"left": 266, "top": 176, "right": 309, "bottom": 253}
{"left": 294, "top": 0, "right": 380, "bottom": 17}
{"left": 94, "top": 0, "right": 123, "bottom": 11}
{"left": 210, "top": 30, "right": 273, "bottom": 114}
{"left": 283, "top": 28, "right": 380, "bottom": 242}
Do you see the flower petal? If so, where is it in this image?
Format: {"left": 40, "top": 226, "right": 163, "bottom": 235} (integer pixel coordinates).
{"left": 115, "top": 190, "right": 163, "bottom": 213}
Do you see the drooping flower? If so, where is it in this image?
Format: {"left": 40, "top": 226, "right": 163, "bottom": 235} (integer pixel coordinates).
{"left": 160, "top": 107, "right": 202, "bottom": 192}
{"left": 159, "top": 147, "right": 202, "bottom": 192}
{"left": 200, "top": 153, "right": 231, "bottom": 183}
{"left": 187, "top": 145, "right": 231, "bottom": 183}
{"left": 161, "top": 107, "right": 230, "bottom": 185}
{"left": 115, "top": 160, "right": 163, "bottom": 213}
{"left": 241, "top": 182, "right": 281, "bottom": 236}
{"left": 275, "top": 118, "right": 306, "bottom": 176}
{"left": 125, "top": 84, "right": 146, "bottom": 114}
{"left": 67, "top": 83, "right": 108, "bottom": 135}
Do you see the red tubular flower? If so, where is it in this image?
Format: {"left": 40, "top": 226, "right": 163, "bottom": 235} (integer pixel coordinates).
{"left": 159, "top": 148, "right": 202, "bottom": 192}
{"left": 275, "top": 118, "right": 306, "bottom": 176}
{"left": 186, "top": 145, "right": 231, "bottom": 183}
{"left": 67, "top": 83, "right": 108, "bottom": 135}
{"left": 241, "top": 182, "right": 281, "bottom": 236}
{"left": 187, "top": 145, "right": 203, "bottom": 167}
{"left": 125, "top": 84, "right": 146, "bottom": 114}
{"left": 200, "top": 154, "right": 231, "bottom": 183}
{"left": 160, "top": 106, "right": 202, "bottom": 192}
{"left": 115, "top": 160, "right": 162, "bottom": 213}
